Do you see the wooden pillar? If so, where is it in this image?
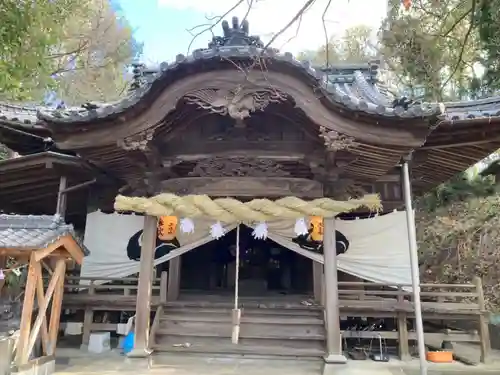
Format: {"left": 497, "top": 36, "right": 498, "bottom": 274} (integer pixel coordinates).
{"left": 159, "top": 271, "right": 168, "bottom": 304}
{"left": 48, "top": 258, "right": 66, "bottom": 355}
{"left": 56, "top": 176, "right": 68, "bottom": 217}
{"left": 15, "top": 255, "right": 38, "bottom": 365}
{"left": 323, "top": 217, "right": 347, "bottom": 363}
{"left": 167, "top": 256, "right": 181, "bottom": 301}
{"left": 81, "top": 282, "right": 95, "bottom": 347}
{"left": 397, "top": 287, "right": 410, "bottom": 361}
{"left": 313, "top": 261, "right": 323, "bottom": 303}
{"left": 128, "top": 215, "right": 157, "bottom": 357}
{"left": 474, "top": 276, "right": 491, "bottom": 363}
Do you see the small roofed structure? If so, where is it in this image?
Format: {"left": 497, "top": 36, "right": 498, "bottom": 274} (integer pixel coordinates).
{"left": 0, "top": 214, "right": 88, "bottom": 371}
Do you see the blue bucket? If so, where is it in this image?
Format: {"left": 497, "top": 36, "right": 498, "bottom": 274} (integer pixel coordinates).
{"left": 122, "top": 331, "right": 135, "bottom": 355}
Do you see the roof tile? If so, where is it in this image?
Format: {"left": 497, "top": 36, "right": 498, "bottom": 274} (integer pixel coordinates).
{"left": 0, "top": 214, "right": 89, "bottom": 255}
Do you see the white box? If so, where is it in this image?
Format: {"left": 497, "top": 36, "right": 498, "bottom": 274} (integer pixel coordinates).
{"left": 116, "top": 323, "right": 128, "bottom": 335}
{"left": 88, "top": 332, "right": 111, "bottom": 353}
{"left": 64, "top": 322, "right": 83, "bottom": 335}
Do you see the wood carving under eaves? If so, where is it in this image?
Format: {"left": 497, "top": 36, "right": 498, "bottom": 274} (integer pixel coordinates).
{"left": 117, "top": 129, "right": 155, "bottom": 151}
{"left": 207, "top": 119, "right": 273, "bottom": 141}
{"left": 184, "top": 85, "right": 287, "bottom": 119}
{"left": 319, "top": 126, "right": 358, "bottom": 151}
{"left": 324, "top": 178, "right": 367, "bottom": 200}
{"left": 188, "top": 157, "right": 290, "bottom": 177}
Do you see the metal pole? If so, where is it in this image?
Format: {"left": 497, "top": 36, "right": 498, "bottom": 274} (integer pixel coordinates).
{"left": 401, "top": 158, "right": 427, "bottom": 375}
{"left": 231, "top": 225, "right": 241, "bottom": 344}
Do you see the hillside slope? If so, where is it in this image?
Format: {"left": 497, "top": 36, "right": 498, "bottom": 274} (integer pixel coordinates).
{"left": 416, "top": 193, "right": 500, "bottom": 311}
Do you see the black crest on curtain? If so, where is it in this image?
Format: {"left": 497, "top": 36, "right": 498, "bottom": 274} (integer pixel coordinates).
{"left": 292, "top": 228, "right": 349, "bottom": 255}
{"left": 126, "top": 229, "right": 180, "bottom": 261}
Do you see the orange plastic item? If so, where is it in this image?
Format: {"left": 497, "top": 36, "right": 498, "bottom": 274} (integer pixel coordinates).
{"left": 426, "top": 350, "right": 453, "bottom": 363}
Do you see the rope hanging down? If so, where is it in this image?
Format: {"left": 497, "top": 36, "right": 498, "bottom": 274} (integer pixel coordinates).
{"left": 114, "top": 193, "right": 382, "bottom": 222}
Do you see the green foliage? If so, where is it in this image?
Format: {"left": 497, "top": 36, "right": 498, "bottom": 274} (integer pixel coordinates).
{"left": 381, "top": 0, "right": 483, "bottom": 101}
{"left": 0, "top": 144, "right": 8, "bottom": 160}
{"left": 380, "top": 0, "right": 500, "bottom": 100}
{"left": 54, "top": 0, "right": 138, "bottom": 104}
{"left": 0, "top": 0, "right": 139, "bottom": 104}
{"left": 0, "top": 0, "right": 84, "bottom": 101}
{"left": 476, "top": 0, "right": 500, "bottom": 90}
{"left": 419, "top": 172, "right": 497, "bottom": 211}
{"left": 297, "top": 25, "right": 377, "bottom": 66}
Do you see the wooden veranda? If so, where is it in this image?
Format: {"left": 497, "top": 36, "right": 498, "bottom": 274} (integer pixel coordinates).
{"left": 58, "top": 274, "right": 491, "bottom": 364}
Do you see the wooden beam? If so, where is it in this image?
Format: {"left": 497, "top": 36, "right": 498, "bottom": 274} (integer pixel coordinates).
{"left": 129, "top": 215, "right": 157, "bottom": 357}
{"left": 0, "top": 174, "right": 58, "bottom": 189}
{"left": 10, "top": 191, "right": 58, "bottom": 204}
{"left": 33, "top": 261, "right": 50, "bottom": 356}
{"left": 0, "top": 182, "right": 61, "bottom": 199}
{"left": 26, "top": 260, "right": 65, "bottom": 359}
{"left": 422, "top": 135, "right": 500, "bottom": 150}
{"left": 16, "top": 254, "right": 39, "bottom": 365}
{"left": 0, "top": 152, "right": 83, "bottom": 173}
{"left": 159, "top": 177, "right": 323, "bottom": 198}
{"left": 33, "top": 240, "right": 64, "bottom": 263}
{"left": 160, "top": 142, "right": 317, "bottom": 162}
{"left": 48, "top": 258, "right": 66, "bottom": 355}
{"left": 56, "top": 176, "right": 67, "bottom": 216}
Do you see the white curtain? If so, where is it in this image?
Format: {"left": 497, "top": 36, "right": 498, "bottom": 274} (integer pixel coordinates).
{"left": 81, "top": 211, "right": 236, "bottom": 283}
{"left": 81, "top": 211, "right": 411, "bottom": 286}
{"left": 262, "top": 211, "right": 412, "bottom": 285}
{"left": 336, "top": 212, "right": 411, "bottom": 285}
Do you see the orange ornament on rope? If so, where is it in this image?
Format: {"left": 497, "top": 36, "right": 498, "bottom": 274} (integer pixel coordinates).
{"left": 309, "top": 216, "right": 324, "bottom": 242}
{"left": 158, "top": 216, "right": 178, "bottom": 241}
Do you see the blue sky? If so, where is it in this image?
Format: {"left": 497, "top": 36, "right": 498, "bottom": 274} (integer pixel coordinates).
{"left": 117, "top": 0, "right": 388, "bottom": 64}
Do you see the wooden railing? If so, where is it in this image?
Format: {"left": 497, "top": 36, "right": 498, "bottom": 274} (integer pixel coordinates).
{"left": 329, "top": 277, "right": 490, "bottom": 363}
{"left": 63, "top": 274, "right": 168, "bottom": 302}
{"left": 149, "top": 305, "right": 164, "bottom": 348}
{"left": 60, "top": 272, "right": 168, "bottom": 346}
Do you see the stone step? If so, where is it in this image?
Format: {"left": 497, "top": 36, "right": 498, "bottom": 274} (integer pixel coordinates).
{"left": 162, "top": 306, "right": 323, "bottom": 318}
{"left": 161, "top": 313, "right": 323, "bottom": 325}
{"left": 164, "top": 300, "right": 322, "bottom": 311}
{"left": 157, "top": 321, "right": 325, "bottom": 340}
{"left": 153, "top": 335, "right": 325, "bottom": 358}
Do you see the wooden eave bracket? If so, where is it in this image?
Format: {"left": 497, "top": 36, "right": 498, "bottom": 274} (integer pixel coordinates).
{"left": 32, "top": 235, "right": 84, "bottom": 265}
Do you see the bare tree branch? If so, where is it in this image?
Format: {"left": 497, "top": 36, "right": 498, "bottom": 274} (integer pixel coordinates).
{"left": 322, "top": 0, "right": 333, "bottom": 67}
{"left": 440, "top": 0, "right": 476, "bottom": 91}
{"left": 185, "top": 0, "right": 246, "bottom": 54}
{"left": 262, "top": 0, "right": 317, "bottom": 51}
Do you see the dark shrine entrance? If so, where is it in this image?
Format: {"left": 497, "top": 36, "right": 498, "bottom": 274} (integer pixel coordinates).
{"left": 179, "top": 226, "right": 313, "bottom": 296}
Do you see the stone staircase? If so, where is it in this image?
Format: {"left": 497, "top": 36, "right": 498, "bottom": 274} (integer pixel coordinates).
{"left": 151, "top": 297, "right": 325, "bottom": 358}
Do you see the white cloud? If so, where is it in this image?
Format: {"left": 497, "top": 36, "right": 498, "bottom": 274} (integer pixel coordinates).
{"left": 157, "top": 0, "right": 388, "bottom": 54}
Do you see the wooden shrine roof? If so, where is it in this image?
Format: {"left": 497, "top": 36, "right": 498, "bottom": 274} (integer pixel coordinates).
{"left": 1, "top": 17, "right": 500, "bottom": 197}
